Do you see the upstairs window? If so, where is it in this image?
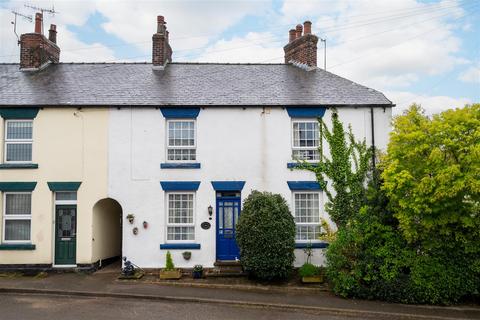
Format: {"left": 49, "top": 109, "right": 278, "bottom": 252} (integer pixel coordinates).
{"left": 5, "top": 120, "right": 33, "bottom": 163}
{"left": 3, "top": 192, "right": 32, "bottom": 242}
{"left": 167, "top": 120, "right": 196, "bottom": 162}
{"left": 293, "top": 192, "right": 321, "bottom": 241}
{"left": 292, "top": 121, "right": 319, "bottom": 161}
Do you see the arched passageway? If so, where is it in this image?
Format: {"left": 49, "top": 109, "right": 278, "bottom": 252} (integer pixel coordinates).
{"left": 92, "top": 198, "right": 122, "bottom": 268}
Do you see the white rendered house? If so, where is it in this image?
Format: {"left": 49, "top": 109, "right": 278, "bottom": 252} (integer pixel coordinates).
{"left": 0, "top": 15, "right": 392, "bottom": 270}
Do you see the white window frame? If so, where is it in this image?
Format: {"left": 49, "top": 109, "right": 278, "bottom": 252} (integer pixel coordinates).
{"left": 165, "top": 192, "right": 196, "bottom": 243}
{"left": 292, "top": 191, "right": 322, "bottom": 243}
{"left": 2, "top": 192, "right": 32, "bottom": 244}
{"left": 4, "top": 119, "right": 33, "bottom": 164}
{"left": 165, "top": 119, "right": 197, "bottom": 163}
{"left": 291, "top": 119, "right": 320, "bottom": 162}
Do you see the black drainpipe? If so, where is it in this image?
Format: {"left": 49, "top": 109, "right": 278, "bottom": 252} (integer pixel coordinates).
{"left": 370, "top": 106, "right": 376, "bottom": 168}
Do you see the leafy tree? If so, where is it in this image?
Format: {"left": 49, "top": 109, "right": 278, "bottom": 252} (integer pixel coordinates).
{"left": 326, "top": 171, "right": 413, "bottom": 302}
{"left": 296, "top": 110, "right": 372, "bottom": 228}
{"left": 382, "top": 104, "right": 480, "bottom": 253}
{"left": 326, "top": 105, "right": 480, "bottom": 304}
{"left": 236, "top": 191, "right": 296, "bottom": 280}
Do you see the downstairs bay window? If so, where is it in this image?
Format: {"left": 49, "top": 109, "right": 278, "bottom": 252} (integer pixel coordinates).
{"left": 293, "top": 192, "right": 321, "bottom": 241}
{"left": 166, "top": 192, "right": 195, "bottom": 241}
{"left": 3, "top": 192, "right": 32, "bottom": 243}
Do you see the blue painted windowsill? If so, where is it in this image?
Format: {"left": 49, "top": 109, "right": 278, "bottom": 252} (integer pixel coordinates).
{"left": 295, "top": 242, "right": 329, "bottom": 249}
{"left": 287, "top": 162, "right": 319, "bottom": 169}
{"left": 160, "top": 243, "right": 201, "bottom": 250}
{"left": 0, "top": 163, "right": 38, "bottom": 169}
{"left": 160, "top": 163, "right": 201, "bottom": 169}
{"left": 0, "top": 243, "right": 36, "bottom": 250}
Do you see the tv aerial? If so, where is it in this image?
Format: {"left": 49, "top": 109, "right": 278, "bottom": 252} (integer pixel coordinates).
{"left": 24, "top": 3, "right": 59, "bottom": 34}
{"left": 11, "top": 10, "right": 32, "bottom": 43}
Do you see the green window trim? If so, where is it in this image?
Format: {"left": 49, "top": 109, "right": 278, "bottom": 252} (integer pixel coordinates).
{"left": 47, "top": 182, "right": 82, "bottom": 191}
{"left": 0, "top": 244, "right": 36, "bottom": 250}
{"left": 0, "top": 163, "right": 39, "bottom": 169}
{"left": 0, "top": 182, "right": 37, "bottom": 192}
{"left": 0, "top": 108, "right": 39, "bottom": 119}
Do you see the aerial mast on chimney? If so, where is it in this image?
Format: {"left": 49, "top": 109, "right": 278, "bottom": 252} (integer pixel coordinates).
{"left": 11, "top": 10, "right": 32, "bottom": 43}
{"left": 24, "top": 3, "right": 58, "bottom": 34}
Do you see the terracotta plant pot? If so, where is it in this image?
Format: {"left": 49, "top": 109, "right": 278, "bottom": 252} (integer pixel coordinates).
{"left": 159, "top": 269, "right": 182, "bottom": 280}
{"left": 301, "top": 275, "right": 324, "bottom": 283}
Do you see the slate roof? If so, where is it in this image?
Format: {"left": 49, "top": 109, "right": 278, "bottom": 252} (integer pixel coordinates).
{"left": 0, "top": 62, "right": 392, "bottom": 107}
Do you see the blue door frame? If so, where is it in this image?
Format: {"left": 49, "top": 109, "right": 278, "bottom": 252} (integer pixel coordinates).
{"left": 216, "top": 196, "right": 241, "bottom": 261}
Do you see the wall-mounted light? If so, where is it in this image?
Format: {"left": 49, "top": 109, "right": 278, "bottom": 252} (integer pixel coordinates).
{"left": 208, "top": 205, "right": 213, "bottom": 220}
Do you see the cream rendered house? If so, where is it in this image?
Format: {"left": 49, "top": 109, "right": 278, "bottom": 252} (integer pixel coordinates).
{"left": 0, "top": 14, "right": 121, "bottom": 270}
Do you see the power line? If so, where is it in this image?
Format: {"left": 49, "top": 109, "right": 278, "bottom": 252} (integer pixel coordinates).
{"left": 327, "top": 6, "right": 480, "bottom": 70}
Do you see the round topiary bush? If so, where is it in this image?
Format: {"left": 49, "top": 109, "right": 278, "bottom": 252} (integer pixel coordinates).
{"left": 236, "top": 190, "right": 296, "bottom": 280}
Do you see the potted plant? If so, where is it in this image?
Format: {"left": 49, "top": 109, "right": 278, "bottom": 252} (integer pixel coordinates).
{"left": 299, "top": 263, "right": 324, "bottom": 283}
{"left": 182, "top": 251, "right": 191, "bottom": 260}
{"left": 192, "top": 265, "right": 203, "bottom": 279}
{"left": 159, "top": 251, "right": 182, "bottom": 280}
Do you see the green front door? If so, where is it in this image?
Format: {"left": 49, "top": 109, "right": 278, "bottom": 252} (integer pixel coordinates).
{"left": 55, "top": 205, "right": 77, "bottom": 265}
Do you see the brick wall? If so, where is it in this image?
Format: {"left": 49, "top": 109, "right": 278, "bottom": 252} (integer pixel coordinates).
{"left": 152, "top": 16, "right": 172, "bottom": 68}
{"left": 283, "top": 22, "right": 318, "bottom": 67}
{"left": 20, "top": 33, "right": 60, "bottom": 69}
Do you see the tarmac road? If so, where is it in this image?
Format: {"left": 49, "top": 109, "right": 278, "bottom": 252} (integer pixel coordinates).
{"left": 0, "top": 293, "right": 377, "bottom": 320}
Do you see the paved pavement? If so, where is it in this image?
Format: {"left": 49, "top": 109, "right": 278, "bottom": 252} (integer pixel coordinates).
{"left": 0, "top": 293, "right": 371, "bottom": 320}
{"left": 0, "top": 271, "right": 479, "bottom": 320}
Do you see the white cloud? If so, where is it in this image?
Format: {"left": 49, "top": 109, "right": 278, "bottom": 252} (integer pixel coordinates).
{"left": 386, "top": 90, "right": 471, "bottom": 115}
{"left": 1, "top": 0, "right": 273, "bottom": 62}
{"left": 0, "top": 2, "right": 115, "bottom": 62}
{"left": 94, "top": 0, "right": 272, "bottom": 57}
{"left": 193, "top": 32, "right": 283, "bottom": 63}
{"left": 459, "top": 63, "right": 480, "bottom": 83}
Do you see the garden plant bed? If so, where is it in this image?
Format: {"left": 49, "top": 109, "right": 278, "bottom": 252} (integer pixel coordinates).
{"left": 139, "top": 272, "right": 328, "bottom": 293}
{"left": 118, "top": 270, "right": 145, "bottom": 280}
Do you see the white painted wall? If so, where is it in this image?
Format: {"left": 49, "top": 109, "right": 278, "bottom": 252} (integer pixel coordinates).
{"left": 108, "top": 106, "right": 392, "bottom": 268}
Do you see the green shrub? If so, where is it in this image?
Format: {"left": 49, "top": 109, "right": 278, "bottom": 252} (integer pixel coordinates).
{"left": 299, "top": 263, "right": 322, "bottom": 277}
{"left": 326, "top": 168, "right": 480, "bottom": 304}
{"left": 165, "top": 251, "right": 174, "bottom": 271}
{"left": 236, "top": 191, "right": 296, "bottom": 280}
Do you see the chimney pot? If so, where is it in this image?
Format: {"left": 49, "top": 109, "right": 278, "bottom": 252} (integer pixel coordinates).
{"left": 153, "top": 14, "right": 172, "bottom": 69}
{"left": 303, "top": 21, "right": 312, "bottom": 35}
{"left": 48, "top": 24, "right": 57, "bottom": 43}
{"left": 288, "top": 29, "right": 296, "bottom": 42}
{"left": 284, "top": 22, "right": 318, "bottom": 68}
{"left": 295, "top": 24, "right": 303, "bottom": 39}
{"left": 20, "top": 19, "right": 60, "bottom": 70}
{"left": 34, "top": 13, "right": 43, "bottom": 34}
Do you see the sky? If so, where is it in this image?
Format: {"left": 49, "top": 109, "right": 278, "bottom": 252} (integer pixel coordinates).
{"left": 0, "top": 0, "right": 479, "bottom": 114}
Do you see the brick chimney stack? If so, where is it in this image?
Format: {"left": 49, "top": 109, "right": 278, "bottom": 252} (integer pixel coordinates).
{"left": 34, "top": 12, "right": 42, "bottom": 33}
{"left": 152, "top": 15, "right": 172, "bottom": 70}
{"left": 48, "top": 24, "right": 57, "bottom": 43}
{"left": 19, "top": 12, "right": 60, "bottom": 71}
{"left": 283, "top": 21, "right": 318, "bottom": 68}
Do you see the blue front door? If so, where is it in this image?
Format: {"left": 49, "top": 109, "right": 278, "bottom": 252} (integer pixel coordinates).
{"left": 216, "top": 195, "right": 241, "bottom": 260}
